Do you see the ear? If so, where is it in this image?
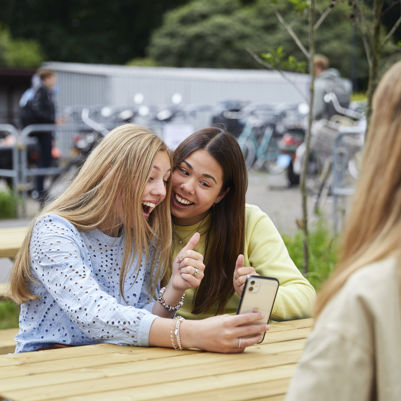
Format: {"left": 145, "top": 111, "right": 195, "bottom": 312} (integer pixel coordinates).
{"left": 215, "top": 187, "right": 230, "bottom": 204}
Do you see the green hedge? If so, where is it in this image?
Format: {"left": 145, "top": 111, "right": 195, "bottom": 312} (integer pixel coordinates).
{"left": 0, "top": 191, "right": 17, "bottom": 219}
{"left": 283, "top": 220, "right": 338, "bottom": 291}
{"left": 0, "top": 301, "right": 19, "bottom": 329}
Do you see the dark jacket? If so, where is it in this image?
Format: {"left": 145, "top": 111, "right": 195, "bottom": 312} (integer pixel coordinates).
{"left": 31, "top": 85, "right": 56, "bottom": 124}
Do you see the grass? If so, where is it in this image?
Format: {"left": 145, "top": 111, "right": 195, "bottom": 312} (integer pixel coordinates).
{"left": 0, "top": 301, "right": 19, "bottom": 329}
{"left": 283, "top": 219, "right": 338, "bottom": 291}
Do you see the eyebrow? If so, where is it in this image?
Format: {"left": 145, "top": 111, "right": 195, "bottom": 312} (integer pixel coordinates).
{"left": 182, "top": 160, "right": 217, "bottom": 184}
{"left": 153, "top": 165, "right": 172, "bottom": 173}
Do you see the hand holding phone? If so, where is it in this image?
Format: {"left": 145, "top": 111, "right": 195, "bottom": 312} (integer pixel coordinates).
{"left": 236, "top": 275, "right": 279, "bottom": 342}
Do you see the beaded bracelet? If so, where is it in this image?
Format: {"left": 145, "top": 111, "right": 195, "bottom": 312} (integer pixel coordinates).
{"left": 157, "top": 287, "right": 185, "bottom": 313}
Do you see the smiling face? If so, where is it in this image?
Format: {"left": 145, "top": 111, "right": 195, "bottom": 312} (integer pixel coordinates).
{"left": 142, "top": 151, "right": 171, "bottom": 219}
{"left": 171, "top": 149, "right": 228, "bottom": 225}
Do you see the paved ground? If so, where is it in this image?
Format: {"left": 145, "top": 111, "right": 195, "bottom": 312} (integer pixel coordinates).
{"left": 0, "top": 170, "right": 334, "bottom": 283}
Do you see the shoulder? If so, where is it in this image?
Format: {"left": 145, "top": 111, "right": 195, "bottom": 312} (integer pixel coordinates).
{"left": 33, "top": 214, "right": 79, "bottom": 238}
{"left": 315, "top": 257, "right": 399, "bottom": 337}
{"left": 245, "top": 203, "right": 277, "bottom": 229}
{"left": 344, "top": 257, "right": 399, "bottom": 304}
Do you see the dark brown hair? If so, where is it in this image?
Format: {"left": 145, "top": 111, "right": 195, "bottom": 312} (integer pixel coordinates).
{"left": 173, "top": 128, "right": 247, "bottom": 313}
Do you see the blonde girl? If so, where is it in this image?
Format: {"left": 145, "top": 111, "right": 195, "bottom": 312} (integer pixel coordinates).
{"left": 286, "top": 61, "right": 401, "bottom": 400}
{"left": 11, "top": 124, "right": 267, "bottom": 353}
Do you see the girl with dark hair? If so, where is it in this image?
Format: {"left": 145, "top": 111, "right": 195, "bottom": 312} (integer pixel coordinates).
{"left": 171, "top": 128, "right": 315, "bottom": 320}
{"left": 11, "top": 124, "right": 267, "bottom": 354}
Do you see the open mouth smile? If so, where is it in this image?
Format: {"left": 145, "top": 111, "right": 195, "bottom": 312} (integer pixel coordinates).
{"left": 174, "top": 193, "right": 194, "bottom": 206}
{"left": 142, "top": 201, "right": 157, "bottom": 218}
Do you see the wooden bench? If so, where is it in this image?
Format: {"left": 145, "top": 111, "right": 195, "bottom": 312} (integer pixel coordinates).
{"left": 0, "top": 282, "right": 11, "bottom": 300}
{"left": 0, "top": 327, "right": 17, "bottom": 354}
{"left": 0, "top": 226, "right": 28, "bottom": 259}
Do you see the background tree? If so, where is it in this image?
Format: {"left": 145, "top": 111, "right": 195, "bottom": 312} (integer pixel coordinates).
{"left": 352, "top": 0, "right": 401, "bottom": 123}
{"left": 0, "top": 0, "right": 189, "bottom": 65}
{"left": 0, "top": 26, "right": 43, "bottom": 67}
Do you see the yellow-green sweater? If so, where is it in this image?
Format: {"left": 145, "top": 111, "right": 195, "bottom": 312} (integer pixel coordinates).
{"left": 173, "top": 204, "right": 316, "bottom": 321}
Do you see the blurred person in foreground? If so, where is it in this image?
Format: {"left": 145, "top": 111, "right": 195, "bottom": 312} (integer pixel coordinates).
{"left": 285, "top": 61, "right": 401, "bottom": 401}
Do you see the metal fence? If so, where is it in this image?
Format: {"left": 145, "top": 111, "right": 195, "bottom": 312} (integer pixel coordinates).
{"left": 0, "top": 123, "right": 86, "bottom": 217}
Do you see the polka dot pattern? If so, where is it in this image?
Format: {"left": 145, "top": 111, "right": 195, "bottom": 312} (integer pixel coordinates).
{"left": 15, "top": 214, "right": 158, "bottom": 353}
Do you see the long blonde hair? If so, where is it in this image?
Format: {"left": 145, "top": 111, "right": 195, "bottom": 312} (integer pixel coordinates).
{"left": 10, "top": 124, "right": 172, "bottom": 304}
{"left": 315, "top": 61, "right": 401, "bottom": 317}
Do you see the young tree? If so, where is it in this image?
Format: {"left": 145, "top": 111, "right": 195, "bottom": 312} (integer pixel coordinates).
{"left": 254, "top": 0, "right": 400, "bottom": 273}
{"left": 352, "top": 0, "right": 401, "bottom": 125}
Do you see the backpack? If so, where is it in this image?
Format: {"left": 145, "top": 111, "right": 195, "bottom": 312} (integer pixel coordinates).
{"left": 18, "top": 88, "right": 38, "bottom": 128}
{"left": 323, "top": 76, "right": 352, "bottom": 119}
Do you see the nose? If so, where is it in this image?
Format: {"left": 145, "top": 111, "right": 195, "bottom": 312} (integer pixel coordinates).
{"left": 180, "top": 177, "right": 195, "bottom": 194}
{"left": 151, "top": 180, "right": 167, "bottom": 198}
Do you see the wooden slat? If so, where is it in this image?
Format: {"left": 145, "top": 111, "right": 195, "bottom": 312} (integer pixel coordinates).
{"left": 0, "top": 349, "right": 302, "bottom": 397}
{"left": 0, "top": 328, "right": 17, "bottom": 355}
{"left": 0, "top": 226, "right": 28, "bottom": 259}
{"left": 0, "top": 282, "right": 11, "bottom": 300}
{"left": 0, "top": 319, "right": 313, "bottom": 401}
{"left": 268, "top": 318, "right": 313, "bottom": 332}
{"left": 61, "top": 365, "right": 295, "bottom": 401}
{"left": 155, "top": 378, "right": 291, "bottom": 401}
{"left": 0, "top": 339, "right": 306, "bottom": 380}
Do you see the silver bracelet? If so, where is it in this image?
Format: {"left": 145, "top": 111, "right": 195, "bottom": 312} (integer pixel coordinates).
{"left": 170, "top": 319, "right": 178, "bottom": 350}
{"left": 157, "top": 287, "right": 185, "bottom": 313}
{"left": 174, "top": 316, "right": 185, "bottom": 350}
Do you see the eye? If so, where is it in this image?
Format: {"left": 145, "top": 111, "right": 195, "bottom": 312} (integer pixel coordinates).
{"left": 178, "top": 166, "right": 189, "bottom": 176}
{"left": 148, "top": 176, "right": 154, "bottom": 182}
{"left": 200, "top": 180, "right": 210, "bottom": 188}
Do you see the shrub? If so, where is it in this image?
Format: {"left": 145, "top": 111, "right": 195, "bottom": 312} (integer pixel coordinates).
{"left": 0, "top": 301, "right": 19, "bottom": 329}
{"left": 283, "top": 219, "right": 338, "bottom": 291}
{"left": 0, "top": 191, "right": 17, "bottom": 219}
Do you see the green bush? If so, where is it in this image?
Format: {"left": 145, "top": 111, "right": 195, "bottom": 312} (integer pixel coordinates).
{"left": 0, "top": 190, "right": 17, "bottom": 219}
{"left": 0, "top": 301, "right": 19, "bottom": 329}
{"left": 283, "top": 220, "right": 338, "bottom": 291}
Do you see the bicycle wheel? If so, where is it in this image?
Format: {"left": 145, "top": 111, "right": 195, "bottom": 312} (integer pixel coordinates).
{"left": 241, "top": 141, "right": 256, "bottom": 168}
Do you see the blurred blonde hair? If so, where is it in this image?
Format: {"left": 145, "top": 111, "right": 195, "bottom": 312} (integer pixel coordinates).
{"left": 313, "top": 54, "right": 329, "bottom": 71}
{"left": 315, "top": 61, "right": 401, "bottom": 317}
{"left": 10, "top": 124, "right": 172, "bottom": 304}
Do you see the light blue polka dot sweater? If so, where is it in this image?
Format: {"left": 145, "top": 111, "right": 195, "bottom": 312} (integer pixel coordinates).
{"left": 15, "top": 214, "right": 158, "bottom": 352}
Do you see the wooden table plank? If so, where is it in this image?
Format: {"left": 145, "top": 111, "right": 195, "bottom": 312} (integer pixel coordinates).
{"left": 0, "top": 338, "right": 307, "bottom": 380}
{"left": 0, "top": 327, "right": 17, "bottom": 354}
{"left": 0, "top": 319, "right": 312, "bottom": 401}
{"left": 0, "top": 226, "right": 28, "bottom": 259}
{"left": 0, "top": 349, "right": 303, "bottom": 397}
{"left": 150, "top": 378, "right": 291, "bottom": 401}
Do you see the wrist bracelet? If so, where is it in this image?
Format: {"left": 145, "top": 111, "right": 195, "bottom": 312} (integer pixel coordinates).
{"left": 158, "top": 287, "right": 185, "bottom": 312}
{"left": 170, "top": 319, "right": 178, "bottom": 350}
{"left": 174, "top": 316, "right": 185, "bottom": 350}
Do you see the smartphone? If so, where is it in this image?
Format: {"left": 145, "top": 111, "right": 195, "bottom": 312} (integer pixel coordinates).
{"left": 236, "top": 275, "right": 279, "bottom": 343}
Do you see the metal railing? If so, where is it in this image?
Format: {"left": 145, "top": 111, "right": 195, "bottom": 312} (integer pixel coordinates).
{"left": 331, "top": 127, "right": 365, "bottom": 233}
{"left": 0, "top": 123, "right": 87, "bottom": 217}
{"left": 0, "top": 124, "right": 20, "bottom": 196}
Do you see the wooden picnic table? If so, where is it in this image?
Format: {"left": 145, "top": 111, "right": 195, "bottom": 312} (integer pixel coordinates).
{"left": 0, "top": 318, "right": 312, "bottom": 401}
{"left": 0, "top": 226, "right": 28, "bottom": 259}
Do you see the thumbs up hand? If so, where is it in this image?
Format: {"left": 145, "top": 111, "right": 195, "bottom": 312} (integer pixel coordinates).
{"left": 172, "top": 232, "right": 205, "bottom": 291}
{"left": 233, "top": 254, "right": 257, "bottom": 296}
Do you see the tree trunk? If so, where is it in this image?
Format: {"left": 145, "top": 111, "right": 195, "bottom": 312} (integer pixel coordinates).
{"left": 365, "top": 0, "right": 383, "bottom": 132}
{"left": 300, "top": 0, "right": 316, "bottom": 275}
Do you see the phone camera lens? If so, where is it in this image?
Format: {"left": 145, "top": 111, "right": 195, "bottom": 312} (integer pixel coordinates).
{"left": 250, "top": 280, "right": 255, "bottom": 285}
{"left": 249, "top": 286, "right": 254, "bottom": 291}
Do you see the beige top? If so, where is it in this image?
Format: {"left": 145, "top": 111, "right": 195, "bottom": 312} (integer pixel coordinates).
{"left": 285, "top": 257, "right": 401, "bottom": 401}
